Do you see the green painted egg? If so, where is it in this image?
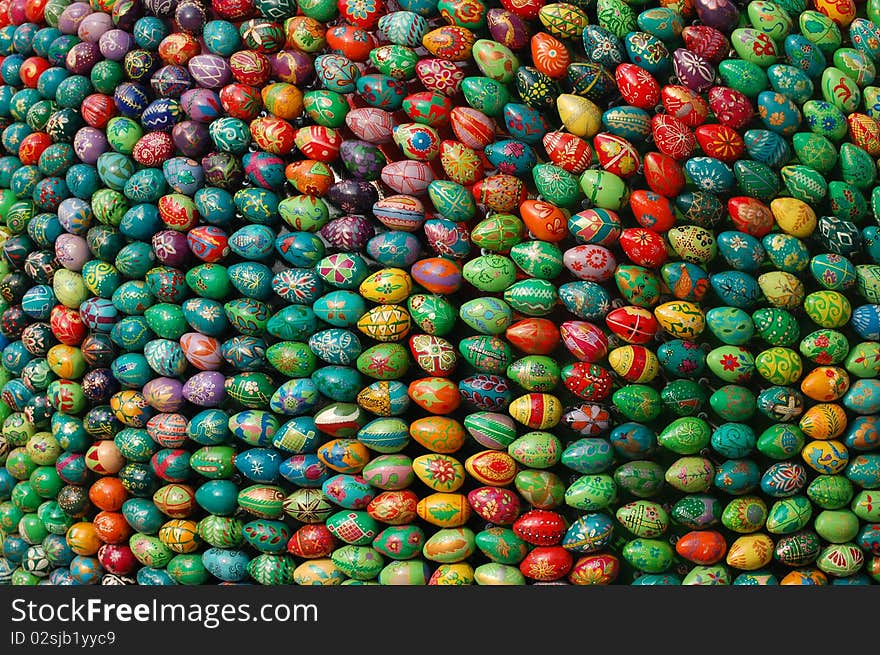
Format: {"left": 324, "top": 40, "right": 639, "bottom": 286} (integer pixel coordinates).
{"left": 622, "top": 538, "right": 673, "bottom": 573}
{"left": 507, "top": 431, "right": 561, "bottom": 468}
{"left": 814, "top": 509, "right": 860, "bottom": 543}
{"left": 616, "top": 500, "right": 668, "bottom": 538}
{"left": 190, "top": 446, "right": 236, "bottom": 479}
{"left": 373, "top": 525, "right": 426, "bottom": 560}
{"left": 247, "top": 554, "right": 295, "bottom": 585}
{"left": 722, "top": 496, "right": 768, "bottom": 533}
{"left": 565, "top": 474, "right": 617, "bottom": 510}
{"left": 799, "top": 329, "right": 849, "bottom": 365}
{"left": 754, "top": 347, "right": 803, "bottom": 385}
{"left": 757, "top": 423, "right": 805, "bottom": 459}
{"left": 846, "top": 342, "right": 880, "bottom": 378}
{"left": 332, "top": 545, "right": 384, "bottom": 580}
{"left": 614, "top": 460, "right": 666, "bottom": 498}
{"left": 664, "top": 457, "right": 714, "bottom": 493}
{"left": 422, "top": 527, "right": 475, "bottom": 563}
{"left": 766, "top": 495, "right": 812, "bottom": 534}
{"left": 807, "top": 474, "right": 854, "bottom": 509}
{"left": 474, "top": 527, "right": 528, "bottom": 564}
{"left": 503, "top": 279, "right": 558, "bottom": 316}
{"left": 658, "top": 417, "right": 710, "bottom": 455}
{"left": 803, "top": 290, "right": 851, "bottom": 328}
{"left": 407, "top": 293, "right": 458, "bottom": 336}
{"left": 710, "top": 385, "right": 757, "bottom": 421}
{"left": 671, "top": 494, "right": 722, "bottom": 530}
{"left": 506, "top": 355, "right": 560, "bottom": 392}
{"left": 514, "top": 470, "right": 565, "bottom": 509}
{"left": 266, "top": 342, "right": 316, "bottom": 377}
{"left": 356, "top": 343, "right": 410, "bottom": 380}
{"left": 470, "top": 214, "right": 524, "bottom": 251}
{"left": 752, "top": 307, "right": 800, "bottom": 346}
{"left": 792, "top": 131, "right": 838, "bottom": 172}
{"left": 612, "top": 384, "right": 662, "bottom": 422}
{"left": 509, "top": 240, "right": 564, "bottom": 279}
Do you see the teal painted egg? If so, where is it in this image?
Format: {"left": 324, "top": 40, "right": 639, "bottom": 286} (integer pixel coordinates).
{"left": 784, "top": 34, "right": 825, "bottom": 79}
{"left": 637, "top": 7, "right": 682, "bottom": 41}
{"left": 706, "top": 306, "right": 755, "bottom": 345}
{"left": 743, "top": 128, "right": 791, "bottom": 168}
{"left": 122, "top": 498, "right": 165, "bottom": 534}
{"left": 275, "top": 232, "right": 326, "bottom": 268}
{"left": 624, "top": 31, "right": 670, "bottom": 77}
{"left": 609, "top": 422, "right": 657, "bottom": 460}
{"left": 312, "top": 366, "right": 362, "bottom": 403}
{"left": 484, "top": 139, "right": 536, "bottom": 177}
{"left": 227, "top": 262, "right": 273, "bottom": 300}
{"left": 656, "top": 339, "right": 705, "bottom": 377}
{"left": 111, "top": 280, "right": 154, "bottom": 315}
{"left": 194, "top": 480, "right": 239, "bottom": 516}
{"left": 315, "top": 253, "right": 370, "bottom": 290}
{"left": 272, "top": 417, "right": 320, "bottom": 454}
{"left": 711, "top": 423, "right": 756, "bottom": 459}
{"left": 844, "top": 454, "right": 880, "bottom": 489}
{"left": 659, "top": 262, "right": 709, "bottom": 302}
{"left": 761, "top": 461, "right": 808, "bottom": 497}
{"left": 228, "top": 410, "right": 279, "bottom": 448}
{"left": 811, "top": 253, "right": 857, "bottom": 291}
{"left": 767, "top": 64, "right": 813, "bottom": 105}
{"left": 230, "top": 225, "right": 276, "bottom": 260}
{"left": 428, "top": 180, "right": 477, "bottom": 222}
{"left": 558, "top": 281, "right": 612, "bottom": 321}
{"left": 312, "top": 291, "right": 367, "bottom": 328}
{"left": 762, "top": 233, "right": 810, "bottom": 273}
{"left": 684, "top": 157, "right": 734, "bottom": 194}
{"left": 601, "top": 106, "right": 652, "bottom": 142}
{"left": 803, "top": 99, "right": 847, "bottom": 141}
{"left": 562, "top": 512, "right": 614, "bottom": 553}
{"left": 710, "top": 271, "right": 761, "bottom": 309}
{"left": 267, "top": 305, "right": 318, "bottom": 341}
{"left": 716, "top": 231, "right": 765, "bottom": 273}
{"left": 844, "top": 379, "right": 880, "bottom": 415}
{"left": 714, "top": 459, "right": 761, "bottom": 495}
{"left": 270, "top": 379, "right": 321, "bottom": 416}
{"left": 562, "top": 438, "right": 615, "bottom": 474}
{"left": 757, "top": 91, "right": 801, "bottom": 136}
{"left": 279, "top": 454, "right": 329, "bottom": 488}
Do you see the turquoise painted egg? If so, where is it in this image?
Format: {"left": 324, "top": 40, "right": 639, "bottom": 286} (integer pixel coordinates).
{"left": 852, "top": 304, "right": 880, "bottom": 340}
{"left": 656, "top": 339, "right": 705, "bottom": 378}
{"left": 762, "top": 233, "right": 810, "bottom": 273}
{"left": 624, "top": 31, "right": 670, "bottom": 77}
{"left": 716, "top": 231, "right": 765, "bottom": 273}
{"left": 757, "top": 91, "right": 801, "bottom": 135}
{"left": 503, "top": 102, "right": 550, "bottom": 144}
{"left": 756, "top": 386, "right": 805, "bottom": 422}
{"left": 844, "top": 416, "right": 880, "bottom": 451}
{"left": 122, "top": 498, "right": 165, "bottom": 534}
{"left": 844, "top": 379, "right": 880, "bottom": 415}
{"left": 267, "top": 305, "right": 318, "bottom": 341}
{"left": 143, "top": 339, "right": 186, "bottom": 376}
{"left": 235, "top": 448, "right": 281, "bottom": 483}
{"left": 637, "top": 7, "right": 682, "bottom": 41}
{"left": 187, "top": 409, "right": 232, "bottom": 446}
{"left": 193, "top": 480, "right": 239, "bottom": 516}
{"left": 312, "top": 366, "right": 363, "bottom": 403}
{"left": 706, "top": 306, "right": 755, "bottom": 345}
{"left": 767, "top": 64, "right": 813, "bottom": 104}
{"left": 195, "top": 188, "right": 236, "bottom": 227}
{"left": 270, "top": 378, "right": 321, "bottom": 416}
{"left": 115, "top": 428, "right": 157, "bottom": 462}
{"left": 311, "top": 291, "right": 366, "bottom": 329}
{"left": 272, "top": 269, "right": 323, "bottom": 306}
{"left": 275, "top": 232, "right": 326, "bottom": 268}
{"left": 484, "top": 139, "right": 536, "bottom": 176}
{"left": 601, "top": 106, "right": 652, "bottom": 142}
{"left": 608, "top": 423, "right": 656, "bottom": 460}
{"left": 322, "top": 475, "right": 375, "bottom": 510}
{"left": 659, "top": 262, "right": 709, "bottom": 302}
{"left": 743, "top": 128, "right": 791, "bottom": 168}
{"left": 684, "top": 157, "right": 734, "bottom": 194}
{"left": 272, "top": 417, "right": 320, "bottom": 454}
{"left": 111, "top": 281, "right": 153, "bottom": 315}
{"left": 182, "top": 298, "right": 230, "bottom": 337}
{"left": 710, "top": 271, "right": 761, "bottom": 309}
{"left": 308, "top": 329, "right": 362, "bottom": 365}
{"left": 230, "top": 225, "right": 275, "bottom": 260}
{"left": 568, "top": 208, "right": 621, "bottom": 246}
{"left": 810, "top": 253, "right": 856, "bottom": 291}
{"left": 356, "top": 74, "right": 406, "bottom": 110}
{"left": 784, "top": 34, "right": 825, "bottom": 79}
{"left": 844, "top": 454, "right": 880, "bottom": 488}
{"left": 711, "top": 423, "right": 756, "bottom": 459}
{"left": 714, "top": 459, "right": 760, "bottom": 495}
{"left": 562, "top": 512, "right": 614, "bottom": 553}
{"left": 279, "top": 457, "right": 330, "bottom": 488}
{"left": 558, "top": 281, "right": 612, "bottom": 321}
{"left": 227, "top": 262, "right": 273, "bottom": 300}
{"left": 241, "top": 519, "right": 290, "bottom": 554}
{"left": 760, "top": 461, "right": 808, "bottom": 497}
{"left": 582, "top": 25, "right": 625, "bottom": 69}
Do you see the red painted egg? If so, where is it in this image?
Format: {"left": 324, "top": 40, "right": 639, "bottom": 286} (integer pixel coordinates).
{"left": 450, "top": 106, "right": 496, "bottom": 149}
{"left": 559, "top": 320, "right": 608, "bottom": 362}
{"left": 661, "top": 85, "right": 710, "bottom": 127}
{"left": 728, "top": 196, "right": 774, "bottom": 237}
{"left": 695, "top": 123, "right": 745, "bottom": 163}
{"left": 561, "top": 362, "right": 613, "bottom": 401}
{"left": 472, "top": 174, "right": 527, "bottom": 213}
{"left": 81, "top": 93, "right": 117, "bottom": 129}
{"left": 708, "top": 86, "right": 754, "bottom": 130}
{"left": 619, "top": 227, "right": 669, "bottom": 268}
{"left": 643, "top": 151, "right": 686, "bottom": 197}
{"left": 531, "top": 32, "right": 570, "bottom": 79}
{"left": 675, "top": 529, "right": 728, "bottom": 565}
{"left": 629, "top": 190, "right": 676, "bottom": 232}
{"left": 229, "top": 50, "right": 271, "bottom": 86}
{"left": 568, "top": 553, "right": 620, "bottom": 585}
{"left": 615, "top": 63, "right": 660, "bottom": 109}
{"left": 381, "top": 161, "right": 435, "bottom": 195}
{"left": 682, "top": 24, "right": 729, "bottom": 63}
{"left": 651, "top": 114, "right": 696, "bottom": 161}
{"left": 521, "top": 546, "right": 573, "bottom": 581}
{"left": 250, "top": 116, "right": 296, "bottom": 155}
{"left": 416, "top": 58, "right": 465, "bottom": 96}
{"left": 513, "top": 509, "right": 566, "bottom": 546}
{"left": 411, "top": 257, "right": 463, "bottom": 294}
{"left": 605, "top": 306, "right": 660, "bottom": 344}
{"left": 346, "top": 107, "right": 396, "bottom": 144}
{"left": 408, "top": 377, "right": 461, "bottom": 414}
{"left": 294, "top": 126, "right": 341, "bottom": 162}
{"left": 147, "top": 414, "right": 189, "bottom": 448}
{"left": 501, "top": 0, "right": 543, "bottom": 19}
{"left": 287, "top": 524, "right": 336, "bottom": 558}
{"left": 506, "top": 318, "right": 561, "bottom": 355}
{"left": 593, "top": 132, "right": 640, "bottom": 178}
{"left": 467, "top": 486, "right": 521, "bottom": 524}
{"left": 367, "top": 490, "right": 420, "bottom": 524}
{"left": 339, "top": 0, "right": 385, "bottom": 28}
{"left": 50, "top": 305, "right": 87, "bottom": 345}
{"left": 543, "top": 131, "right": 592, "bottom": 173}
{"left": 180, "top": 333, "right": 223, "bottom": 370}
{"left": 326, "top": 24, "right": 377, "bottom": 61}
{"left": 186, "top": 225, "right": 229, "bottom": 263}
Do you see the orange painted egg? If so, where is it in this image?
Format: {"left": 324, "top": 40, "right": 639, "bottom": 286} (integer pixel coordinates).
{"left": 675, "top": 530, "right": 727, "bottom": 565}
{"left": 410, "top": 416, "right": 466, "bottom": 453}
{"left": 367, "top": 490, "right": 419, "bottom": 524}
{"left": 417, "top": 492, "right": 472, "bottom": 527}
{"left": 506, "top": 318, "right": 561, "bottom": 355}
{"left": 472, "top": 174, "right": 527, "bottom": 212}
{"left": 801, "top": 366, "right": 851, "bottom": 402}
{"left": 520, "top": 199, "right": 568, "bottom": 242}
{"left": 285, "top": 160, "right": 334, "bottom": 196}
{"left": 530, "top": 32, "right": 570, "bottom": 79}
{"left": 422, "top": 26, "right": 476, "bottom": 61}
{"left": 408, "top": 377, "right": 461, "bottom": 414}
{"left": 799, "top": 403, "right": 847, "bottom": 440}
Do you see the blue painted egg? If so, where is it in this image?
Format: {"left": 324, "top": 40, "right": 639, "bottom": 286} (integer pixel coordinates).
{"left": 714, "top": 459, "right": 760, "bottom": 495}
{"left": 202, "top": 548, "right": 250, "bottom": 582}
{"left": 844, "top": 416, "right": 880, "bottom": 452}
{"left": 137, "top": 567, "right": 175, "bottom": 585}
{"left": 710, "top": 271, "right": 761, "bottom": 309}
{"left": 313, "top": 291, "right": 368, "bottom": 327}
{"left": 121, "top": 498, "right": 165, "bottom": 534}
{"left": 96, "top": 152, "right": 136, "bottom": 192}
{"left": 659, "top": 262, "right": 710, "bottom": 302}
{"left": 366, "top": 231, "right": 422, "bottom": 268}
{"left": 270, "top": 379, "right": 321, "bottom": 415}
{"left": 852, "top": 304, "right": 880, "bottom": 340}
{"left": 608, "top": 423, "right": 655, "bottom": 461}
{"left": 562, "top": 512, "right": 614, "bottom": 553}
{"left": 279, "top": 453, "right": 330, "bottom": 487}
{"left": 767, "top": 64, "right": 814, "bottom": 105}
{"left": 21, "top": 284, "right": 54, "bottom": 318}
{"left": 761, "top": 461, "right": 808, "bottom": 497}
{"left": 163, "top": 156, "right": 204, "bottom": 196}
{"left": 234, "top": 448, "right": 281, "bottom": 483}
{"left": 784, "top": 34, "right": 826, "bottom": 79}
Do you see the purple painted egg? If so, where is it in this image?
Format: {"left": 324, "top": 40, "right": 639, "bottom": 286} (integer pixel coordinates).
{"left": 172, "top": 121, "right": 210, "bottom": 157}
{"left": 151, "top": 230, "right": 191, "bottom": 267}
{"left": 182, "top": 371, "right": 226, "bottom": 407}
{"left": 82, "top": 368, "right": 119, "bottom": 402}
{"left": 58, "top": 2, "right": 91, "bottom": 34}
{"left": 66, "top": 41, "right": 101, "bottom": 74}
{"left": 78, "top": 12, "right": 113, "bottom": 42}
{"left": 340, "top": 140, "right": 386, "bottom": 180}
{"left": 181, "top": 88, "right": 223, "bottom": 123}
{"left": 73, "top": 127, "right": 109, "bottom": 165}
{"left": 563, "top": 245, "right": 617, "bottom": 282}
{"left": 142, "top": 377, "right": 185, "bottom": 412}
{"left": 187, "top": 54, "right": 231, "bottom": 89}
{"left": 99, "top": 29, "right": 133, "bottom": 60}
{"left": 327, "top": 179, "right": 378, "bottom": 214}
{"left": 152, "top": 65, "right": 193, "bottom": 98}
{"left": 55, "top": 234, "right": 90, "bottom": 270}
{"left": 321, "top": 216, "right": 375, "bottom": 251}
{"left": 269, "top": 50, "right": 315, "bottom": 85}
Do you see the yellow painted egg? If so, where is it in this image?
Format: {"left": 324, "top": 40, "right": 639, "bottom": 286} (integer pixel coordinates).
{"left": 508, "top": 393, "right": 563, "bottom": 429}
{"left": 758, "top": 271, "right": 805, "bottom": 310}
{"left": 359, "top": 268, "right": 413, "bottom": 304}
{"left": 464, "top": 450, "right": 518, "bottom": 486}
{"left": 770, "top": 197, "right": 817, "bottom": 237}
{"left": 654, "top": 301, "right": 706, "bottom": 339}
{"left": 801, "top": 440, "right": 850, "bottom": 475}
{"left": 416, "top": 492, "right": 472, "bottom": 527}
{"left": 608, "top": 345, "right": 659, "bottom": 383}
{"left": 800, "top": 366, "right": 850, "bottom": 402}
{"left": 412, "top": 454, "right": 465, "bottom": 492}
{"left": 409, "top": 417, "right": 466, "bottom": 453}
{"left": 357, "top": 304, "right": 411, "bottom": 342}
{"left": 799, "top": 403, "right": 847, "bottom": 440}
{"left": 430, "top": 562, "right": 475, "bottom": 585}
{"left": 725, "top": 533, "right": 774, "bottom": 571}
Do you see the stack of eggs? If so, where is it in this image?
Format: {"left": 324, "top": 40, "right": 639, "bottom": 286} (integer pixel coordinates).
{"left": 0, "top": 0, "right": 877, "bottom": 587}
